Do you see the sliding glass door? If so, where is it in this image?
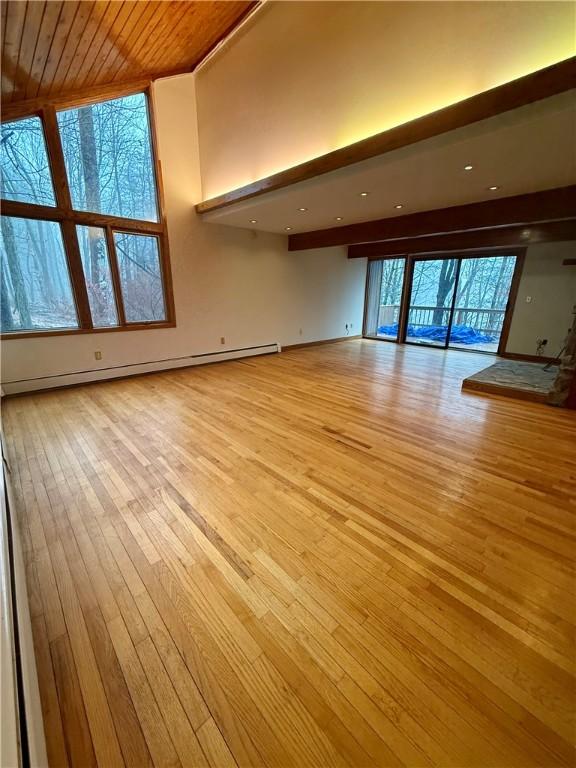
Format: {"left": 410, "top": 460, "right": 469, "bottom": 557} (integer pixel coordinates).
{"left": 364, "top": 257, "right": 406, "bottom": 340}
{"left": 364, "top": 252, "right": 520, "bottom": 354}
{"left": 449, "top": 255, "right": 516, "bottom": 352}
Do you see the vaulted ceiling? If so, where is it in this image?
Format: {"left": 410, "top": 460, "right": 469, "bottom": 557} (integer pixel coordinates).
{"left": 1, "top": 0, "right": 257, "bottom": 108}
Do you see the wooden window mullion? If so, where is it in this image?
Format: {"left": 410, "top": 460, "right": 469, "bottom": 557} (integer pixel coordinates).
{"left": 41, "top": 104, "right": 95, "bottom": 329}
{"left": 105, "top": 226, "right": 127, "bottom": 326}
{"left": 40, "top": 105, "right": 72, "bottom": 212}
{"left": 158, "top": 232, "right": 175, "bottom": 323}
{"left": 0, "top": 199, "right": 162, "bottom": 233}
{"left": 397, "top": 256, "right": 414, "bottom": 343}
{"left": 60, "top": 220, "right": 93, "bottom": 329}
{"left": 146, "top": 86, "right": 166, "bottom": 229}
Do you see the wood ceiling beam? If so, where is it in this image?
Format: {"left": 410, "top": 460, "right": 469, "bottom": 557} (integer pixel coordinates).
{"left": 348, "top": 220, "right": 576, "bottom": 259}
{"left": 288, "top": 186, "right": 576, "bottom": 251}
{"left": 196, "top": 56, "right": 576, "bottom": 214}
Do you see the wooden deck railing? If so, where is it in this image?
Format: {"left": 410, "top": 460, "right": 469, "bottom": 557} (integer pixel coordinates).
{"left": 378, "top": 304, "right": 506, "bottom": 335}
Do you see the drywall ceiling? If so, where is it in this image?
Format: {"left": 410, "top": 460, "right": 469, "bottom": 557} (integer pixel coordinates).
{"left": 202, "top": 92, "right": 576, "bottom": 235}
{"left": 1, "top": 0, "right": 256, "bottom": 107}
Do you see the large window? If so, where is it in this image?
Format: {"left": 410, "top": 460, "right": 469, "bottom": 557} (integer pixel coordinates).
{"left": 0, "top": 89, "right": 174, "bottom": 338}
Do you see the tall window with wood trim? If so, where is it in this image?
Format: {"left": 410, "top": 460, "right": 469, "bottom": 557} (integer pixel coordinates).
{"left": 0, "top": 89, "right": 174, "bottom": 338}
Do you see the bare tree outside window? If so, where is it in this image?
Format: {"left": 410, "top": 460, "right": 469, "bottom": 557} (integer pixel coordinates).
{"left": 114, "top": 232, "right": 165, "bottom": 322}
{"left": 0, "top": 216, "right": 78, "bottom": 331}
{"left": 377, "top": 258, "right": 405, "bottom": 339}
{"left": 76, "top": 225, "right": 118, "bottom": 327}
{"left": 0, "top": 116, "right": 56, "bottom": 206}
{"left": 57, "top": 94, "right": 158, "bottom": 222}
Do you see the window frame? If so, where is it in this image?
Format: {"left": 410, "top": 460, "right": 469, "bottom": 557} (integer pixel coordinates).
{"left": 0, "top": 84, "right": 175, "bottom": 339}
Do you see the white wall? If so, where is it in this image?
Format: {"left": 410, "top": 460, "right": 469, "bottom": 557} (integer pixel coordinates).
{"left": 196, "top": 1, "right": 575, "bottom": 199}
{"left": 506, "top": 241, "right": 576, "bottom": 357}
{"left": 0, "top": 75, "right": 366, "bottom": 393}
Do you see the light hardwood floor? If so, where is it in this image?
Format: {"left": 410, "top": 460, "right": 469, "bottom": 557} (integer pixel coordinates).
{"left": 3, "top": 340, "right": 575, "bottom": 768}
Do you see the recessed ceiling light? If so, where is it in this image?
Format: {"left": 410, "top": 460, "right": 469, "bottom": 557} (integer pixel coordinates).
{"left": 464, "top": 164, "right": 473, "bottom": 171}
{"left": 521, "top": 229, "right": 531, "bottom": 239}
{"left": 488, "top": 185, "right": 499, "bottom": 191}
{"left": 394, "top": 204, "right": 404, "bottom": 209}
{"left": 298, "top": 207, "right": 308, "bottom": 212}
{"left": 249, "top": 219, "right": 257, "bottom": 224}
{"left": 285, "top": 226, "right": 292, "bottom": 231}
{"left": 335, "top": 216, "right": 343, "bottom": 221}
{"left": 359, "top": 192, "right": 369, "bottom": 197}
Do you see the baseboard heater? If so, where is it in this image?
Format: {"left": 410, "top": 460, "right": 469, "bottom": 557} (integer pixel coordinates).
{"left": 2, "top": 342, "right": 280, "bottom": 396}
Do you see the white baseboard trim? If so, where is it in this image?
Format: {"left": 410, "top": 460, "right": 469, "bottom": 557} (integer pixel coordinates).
{"left": 2, "top": 343, "right": 280, "bottom": 395}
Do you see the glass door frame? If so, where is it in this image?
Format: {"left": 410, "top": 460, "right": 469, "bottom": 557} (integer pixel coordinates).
{"left": 363, "top": 248, "right": 525, "bottom": 355}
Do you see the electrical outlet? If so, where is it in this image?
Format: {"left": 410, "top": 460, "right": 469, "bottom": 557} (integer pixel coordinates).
{"left": 220, "top": 336, "right": 225, "bottom": 345}
{"left": 94, "top": 351, "right": 102, "bottom": 360}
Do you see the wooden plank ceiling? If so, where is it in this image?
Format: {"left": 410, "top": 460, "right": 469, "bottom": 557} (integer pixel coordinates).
{"left": 1, "top": 0, "right": 257, "bottom": 108}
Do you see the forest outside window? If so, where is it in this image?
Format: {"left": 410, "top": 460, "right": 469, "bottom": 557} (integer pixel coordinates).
{"left": 57, "top": 93, "right": 158, "bottom": 222}
{"left": 0, "top": 89, "right": 174, "bottom": 338}
{"left": 1, "top": 216, "right": 78, "bottom": 332}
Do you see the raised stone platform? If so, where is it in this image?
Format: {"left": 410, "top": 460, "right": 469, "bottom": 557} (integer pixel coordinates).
{"left": 462, "top": 359, "right": 557, "bottom": 403}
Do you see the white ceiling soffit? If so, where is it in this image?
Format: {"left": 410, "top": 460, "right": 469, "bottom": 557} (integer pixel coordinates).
{"left": 201, "top": 91, "right": 576, "bottom": 235}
